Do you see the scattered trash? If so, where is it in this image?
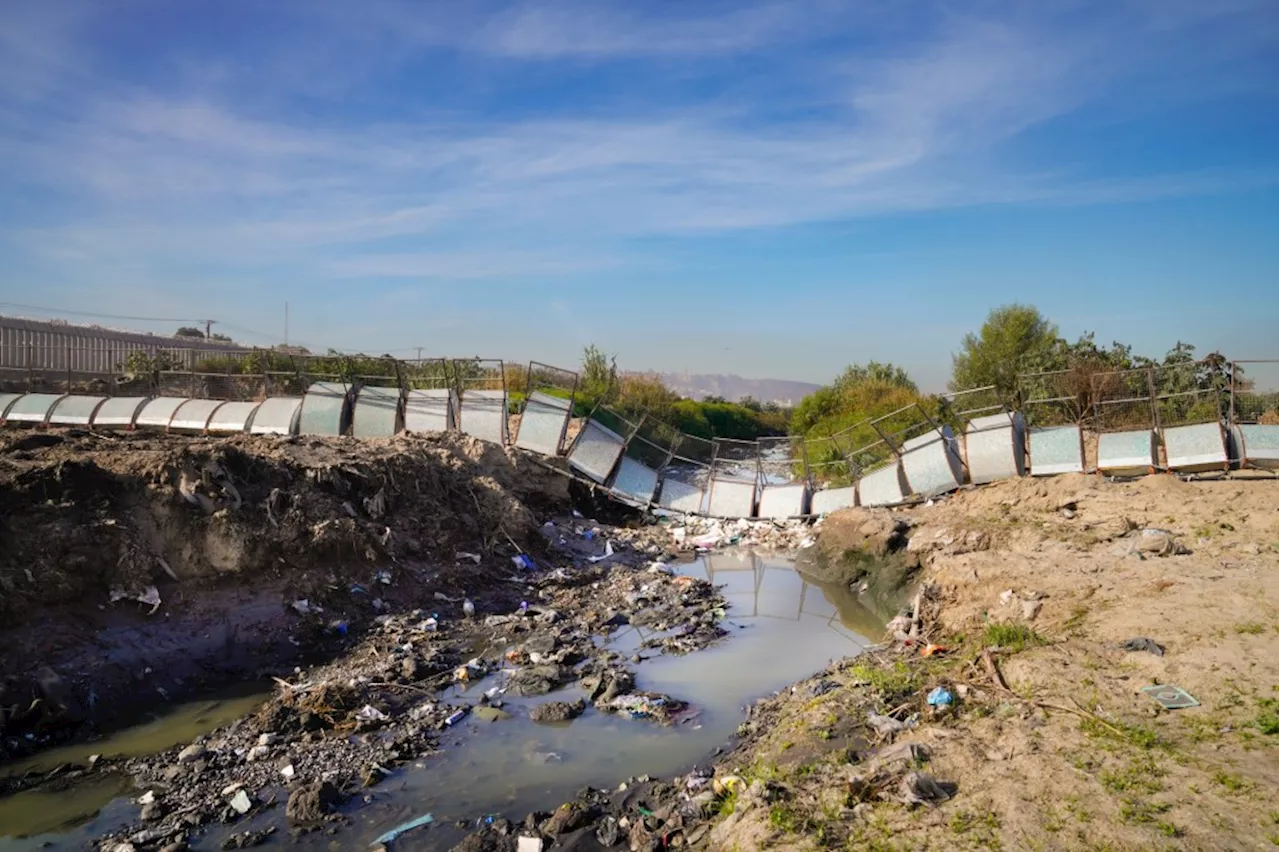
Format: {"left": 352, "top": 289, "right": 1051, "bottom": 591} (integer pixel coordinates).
{"left": 517, "top": 836, "right": 543, "bottom": 852}
{"left": 419, "top": 617, "right": 439, "bottom": 632}
{"left": 228, "top": 789, "right": 253, "bottom": 815}
{"left": 137, "top": 790, "right": 155, "bottom": 806}
{"left": 330, "top": 620, "right": 348, "bottom": 636}
{"left": 1141, "top": 684, "right": 1199, "bottom": 710}
{"left": 588, "top": 540, "right": 615, "bottom": 563}
{"left": 866, "top": 711, "right": 907, "bottom": 735}
{"left": 371, "top": 811, "right": 435, "bottom": 846}
{"left": 374, "top": 570, "right": 392, "bottom": 585}
{"left": 355, "top": 705, "right": 389, "bottom": 723}
{"left": 1021, "top": 599, "right": 1043, "bottom": 622}
{"left": 1122, "top": 637, "right": 1166, "bottom": 656}
{"left": 462, "top": 598, "right": 476, "bottom": 618}
{"left": 291, "top": 599, "right": 315, "bottom": 616}
{"left": 444, "top": 708, "right": 469, "bottom": 727}
{"left": 926, "top": 686, "right": 953, "bottom": 707}
{"left": 712, "top": 775, "right": 745, "bottom": 797}
{"left": 1133, "top": 528, "right": 1189, "bottom": 557}
{"left": 109, "top": 586, "right": 162, "bottom": 614}
{"left": 920, "top": 643, "right": 948, "bottom": 658}
{"left": 511, "top": 554, "right": 536, "bottom": 570}
{"left": 998, "top": 589, "right": 1016, "bottom": 607}
{"left": 455, "top": 552, "right": 482, "bottom": 564}
{"left": 280, "top": 764, "right": 295, "bottom": 780}
{"left": 898, "top": 772, "right": 956, "bottom": 806}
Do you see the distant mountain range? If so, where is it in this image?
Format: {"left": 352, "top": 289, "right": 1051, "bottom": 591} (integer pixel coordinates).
{"left": 657, "top": 372, "right": 821, "bottom": 406}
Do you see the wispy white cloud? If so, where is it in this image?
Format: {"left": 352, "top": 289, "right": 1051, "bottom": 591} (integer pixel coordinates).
{"left": 0, "top": 0, "right": 1272, "bottom": 291}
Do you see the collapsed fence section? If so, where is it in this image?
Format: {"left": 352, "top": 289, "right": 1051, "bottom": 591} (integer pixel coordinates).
{"left": 1018, "top": 369, "right": 1087, "bottom": 476}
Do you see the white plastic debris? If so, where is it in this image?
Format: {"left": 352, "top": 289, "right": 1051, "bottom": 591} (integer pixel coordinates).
{"left": 291, "top": 599, "right": 314, "bottom": 615}
{"left": 355, "top": 705, "right": 390, "bottom": 723}
{"left": 517, "top": 836, "right": 543, "bottom": 852}
{"left": 137, "top": 790, "right": 156, "bottom": 805}
{"left": 229, "top": 789, "right": 253, "bottom": 815}
{"left": 588, "top": 540, "right": 615, "bottom": 563}
{"left": 455, "top": 552, "right": 482, "bottom": 564}
{"left": 280, "top": 764, "right": 295, "bottom": 780}
{"left": 109, "top": 586, "right": 162, "bottom": 614}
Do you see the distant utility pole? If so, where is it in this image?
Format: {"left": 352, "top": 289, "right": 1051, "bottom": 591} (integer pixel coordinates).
{"left": 204, "top": 319, "right": 216, "bottom": 340}
{"left": 416, "top": 346, "right": 423, "bottom": 362}
{"left": 284, "top": 302, "right": 289, "bottom": 346}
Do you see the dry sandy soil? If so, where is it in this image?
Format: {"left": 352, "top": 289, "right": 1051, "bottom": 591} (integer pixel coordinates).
{"left": 700, "top": 473, "right": 1278, "bottom": 852}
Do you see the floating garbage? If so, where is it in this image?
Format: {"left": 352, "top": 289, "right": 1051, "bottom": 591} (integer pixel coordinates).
{"left": 443, "top": 708, "right": 469, "bottom": 727}
{"left": 371, "top": 811, "right": 434, "bottom": 846}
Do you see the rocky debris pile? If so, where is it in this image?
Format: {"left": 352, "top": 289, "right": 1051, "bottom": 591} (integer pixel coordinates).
{"left": 662, "top": 515, "right": 820, "bottom": 552}
{"left": 88, "top": 545, "right": 725, "bottom": 850}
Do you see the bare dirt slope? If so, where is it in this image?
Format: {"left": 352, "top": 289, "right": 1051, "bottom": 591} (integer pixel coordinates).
{"left": 0, "top": 429, "right": 570, "bottom": 759}
{"left": 698, "top": 473, "right": 1279, "bottom": 851}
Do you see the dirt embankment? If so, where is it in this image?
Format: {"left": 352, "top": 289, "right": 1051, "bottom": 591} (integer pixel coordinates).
{"left": 0, "top": 429, "right": 571, "bottom": 761}
{"left": 662, "top": 473, "right": 1279, "bottom": 851}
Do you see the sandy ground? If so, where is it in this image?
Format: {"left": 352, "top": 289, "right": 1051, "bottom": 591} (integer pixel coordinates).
{"left": 696, "top": 473, "right": 1278, "bottom": 852}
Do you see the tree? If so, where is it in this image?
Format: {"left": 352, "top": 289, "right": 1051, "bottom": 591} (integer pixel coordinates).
{"left": 950, "top": 304, "right": 1059, "bottom": 398}
{"left": 833, "top": 361, "right": 917, "bottom": 393}
{"left": 175, "top": 326, "right": 205, "bottom": 339}
{"left": 579, "top": 344, "right": 617, "bottom": 405}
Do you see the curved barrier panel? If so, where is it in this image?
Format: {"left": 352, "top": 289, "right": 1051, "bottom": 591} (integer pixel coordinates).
{"left": 1028, "top": 425, "right": 1083, "bottom": 476}
{"left": 900, "top": 427, "right": 966, "bottom": 497}
{"left": 250, "top": 397, "right": 303, "bottom": 436}
{"left": 1097, "top": 430, "right": 1157, "bottom": 476}
{"left": 136, "top": 397, "right": 189, "bottom": 430}
{"left": 568, "top": 418, "right": 626, "bottom": 483}
{"left": 1231, "top": 424, "right": 1279, "bottom": 471}
{"left": 207, "top": 401, "right": 262, "bottom": 434}
{"left": 810, "top": 485, "right": 856, "bottom": 515}
{"left": 515, "top": 391, "right": 572, "bottom": 456}
{"left": 964, "top": 412, "right": 1026, "bottom": 484}
{"left": 859, "top": 462, "right": 908, "bottom": 507}
{"left": 460, "top": 389, "right": 508, "bottom": 445}
{"left": 405, "top": 389, "right": 457, "bottom": 434}
{"left": 610, "top": 456, "right": 659, "bottom": 506}
{"left": 1162, "top": 423, "right": 1227, "bottom": 473}
{"left": 93, "top": 397, "right": 150, "bottom": 429}
{"left": 0, "top": 393, "right": 22, "bottom": 419}
{"left": 170, "top": 399, "right": 225, "bottom": 433}
{"left": 707, "top": 477, "right": 757, "bottom": 519}
{"left": 48, "top": 395, "right": 109, "bottom": 426}
{"left": 300, "top": 382, "right": 351, "bottom": 437}
{"left": 757, "top": 483, "right": 809, "bottom": 519}
{"left": 656, "top": 476, "right": 705, "bottom": 514}
{"left": 3, "top": 393, "right": 66, "bottom": 425}
{"left": 352, "top": 386, "right": 401, "bottom": 438}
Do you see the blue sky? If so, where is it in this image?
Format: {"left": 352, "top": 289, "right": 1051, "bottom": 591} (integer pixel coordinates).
{"left": 0, "top": 0, "right": 1275, "bottom": 390}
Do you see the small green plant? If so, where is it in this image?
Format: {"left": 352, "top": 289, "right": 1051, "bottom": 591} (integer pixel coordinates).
{"left": 1213, "top": 770, "right": 1250, "bottom": 793}
{"left": 983, "top": 621, "right": 1047, "bottom": 653}
{"left": 1255, "top": 697, "right": 1279, "bottom": 735}
{"left": 1235, "top": 622, "right": 1265, "bottom": 635}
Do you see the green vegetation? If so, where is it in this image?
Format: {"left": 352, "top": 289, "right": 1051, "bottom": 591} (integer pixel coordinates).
{"left": 950, "top": 304, "right": 1060, "bottom": 399}
{"left": 982, "top": 621, "right": 1047, "bottom": 653}
{"left": 575, "top": 344, "right": 788, "bottom": 441}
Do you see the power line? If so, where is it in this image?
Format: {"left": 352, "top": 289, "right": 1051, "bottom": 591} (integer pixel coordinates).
{"left": 0, "top": 301, "right": 211, "bottom": 324}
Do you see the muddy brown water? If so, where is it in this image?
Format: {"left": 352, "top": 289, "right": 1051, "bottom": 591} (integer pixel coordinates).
{"left": 0, "top": 553, "right": 884, "bottom": 850}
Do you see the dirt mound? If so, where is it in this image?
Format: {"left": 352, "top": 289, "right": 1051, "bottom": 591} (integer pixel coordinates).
{"left": 0, "top": 429, "right": 564, "bottom": 620}
{"left": 0, "top": 428, "right": 571, "bottom": 759}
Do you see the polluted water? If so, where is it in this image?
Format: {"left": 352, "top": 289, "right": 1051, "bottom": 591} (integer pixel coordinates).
{"left": 1, "top": 554, "right": 885, "bottom": 851}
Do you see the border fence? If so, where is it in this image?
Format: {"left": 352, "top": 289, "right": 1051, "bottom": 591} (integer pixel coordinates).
{"left": 0, "top": 317, "right": 1275, "bottom": 519}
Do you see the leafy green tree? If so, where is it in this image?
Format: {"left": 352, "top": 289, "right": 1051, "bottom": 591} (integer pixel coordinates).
{"left": 579, "top": 344, "right": 617, "bottom": 405}
{"left": 950, "top": 304, "right": 1059, "bottom": 398}
{"left": 834, "top": 361, "right": 917, "bottom": 393}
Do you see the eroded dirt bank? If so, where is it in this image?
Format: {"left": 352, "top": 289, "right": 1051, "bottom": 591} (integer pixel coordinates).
{"left": 576, "top": 473, "right": 1277, "bottom": 852}
{"left": 0, "top": 428, "right": 574, "bottom": 761}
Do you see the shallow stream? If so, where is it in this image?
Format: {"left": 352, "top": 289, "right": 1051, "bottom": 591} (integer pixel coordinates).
{"left": 0, "top": 553, "right": 884, "bottom": 850}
